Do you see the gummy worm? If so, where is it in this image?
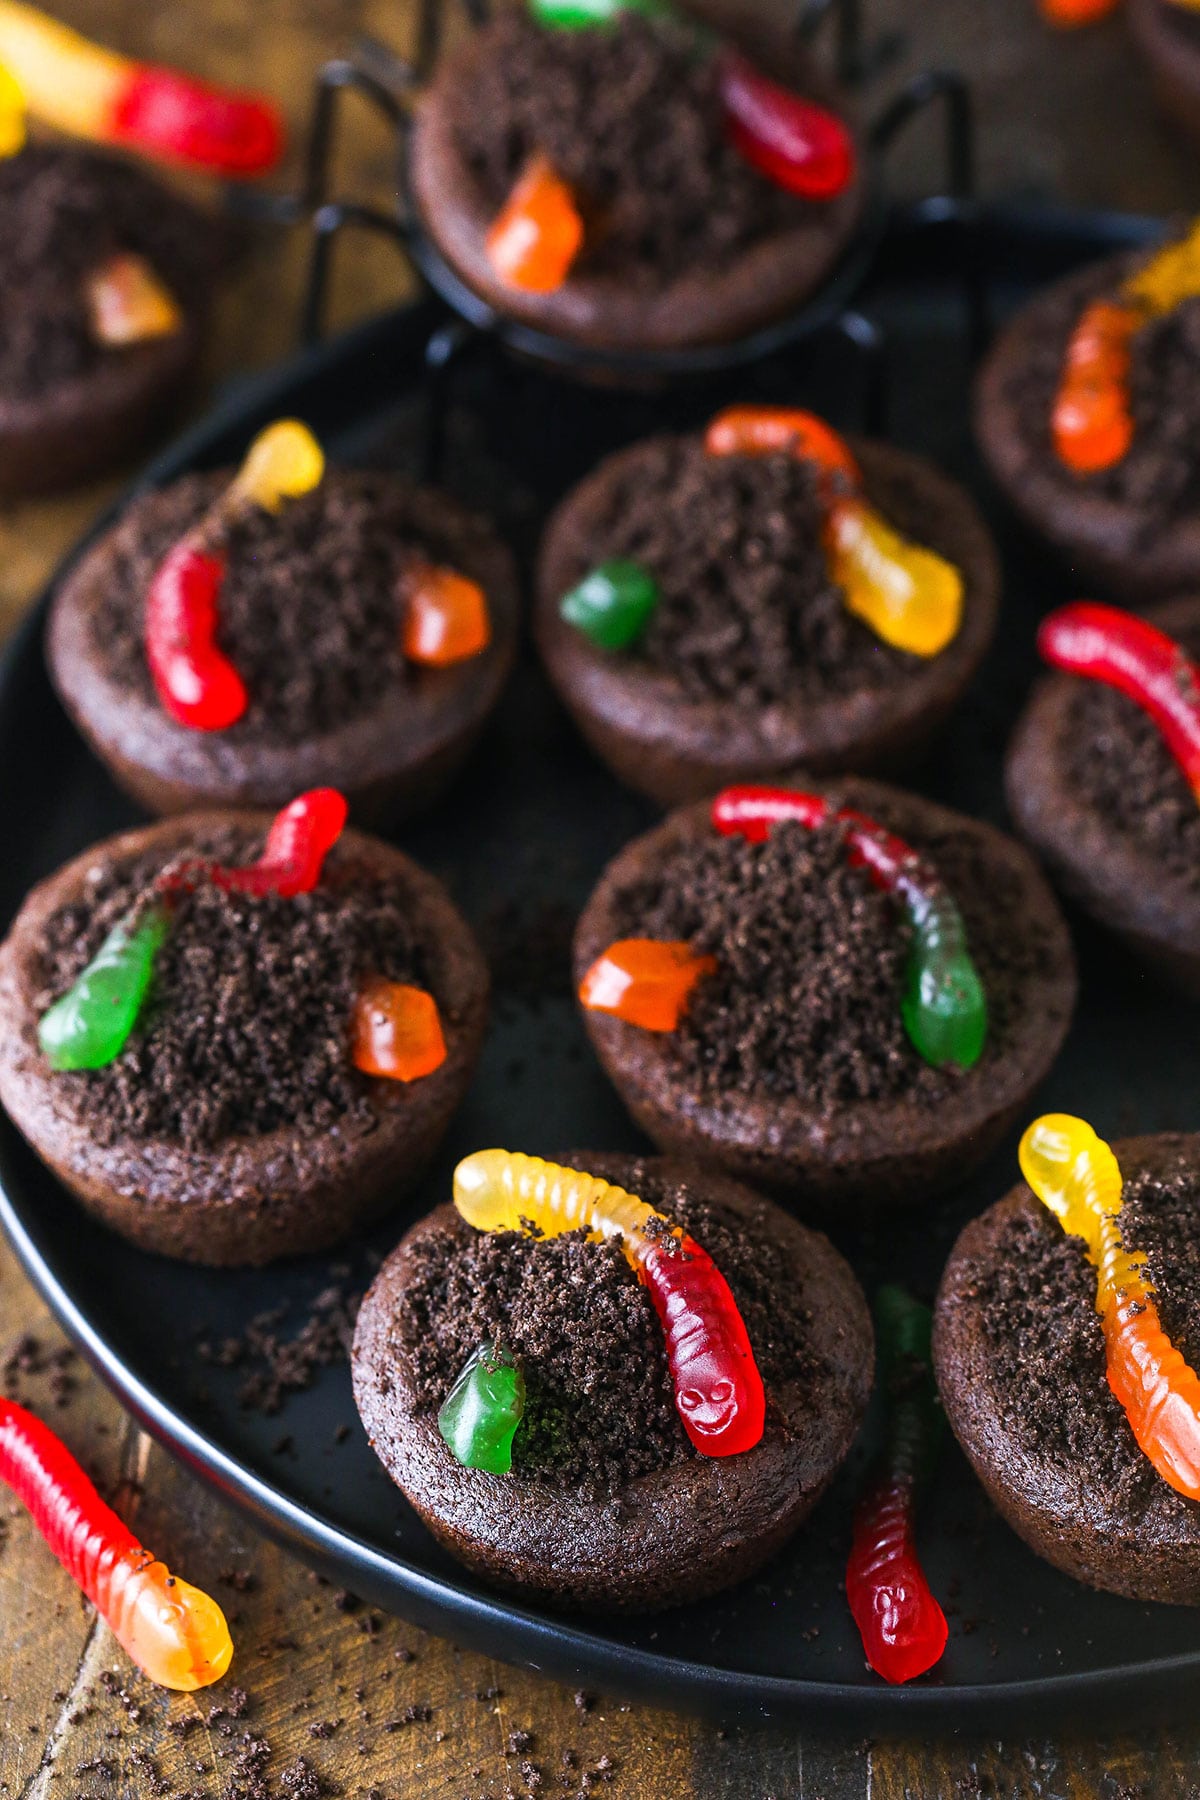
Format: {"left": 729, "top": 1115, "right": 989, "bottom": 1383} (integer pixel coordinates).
{"left": 85, "top": 253, "right": 183, "bottom": 349}
{"left": 845, "top": 1287, "right": 948, "bottom": 1685}
{"left": 145, "top": 422, "right": 324, "bottom": 731}
{"left": 1039, "top": 0, "right": 1120, "bottom": 23}
{"left": 1038, "top": 602, "right": 1200, "bottom": 804}
{"left": 704, "top": 407, "right": 962, "bottom": 657}
{"left": 529, "top": 0, "right": 672, "bottom": 25}
{"left": 712, "top": 785, "right": 987, "bottom": 1071}
{"left": 577, "top": 938, "right": 717, "bottom": 1031}
{"left": 199, "top": 788, "right": 348, "bottom": 897}
{"left": 437, "top": 1341, "right": 525, "bottom": 1474}
{"left": 0, "top": 0, "right": 282, "bottom": 175}
{"left": 485, "top": 154, "right": 584, "bottom": 295}
{"left": 1052, "top": 300, "right": 1139, "bottom": 474}
{"left": 453, "top": 1151, "right": 765, "bottom": 1457}
{"left": 1054, "top": 221, "right": 1200, "bottom": 473}
{"left": 717, "top": 51, "right": 855, "bottom": 201}
{"left": 170, "top": 790, "right": 449, "bottom": 1083}
{"left": 163, "top": 789, "right": 348, "bottom": 900}
{"left": 41, "top": 790, "right": 348, "bottom": 1070}
{"left": 1020, "top": 1114, "right": 1200, "bottom": 1501}
{"left": 402, "top": 564, "right": 491, "bottom": 668}
{"left": 38, "top": 904, "right": 169, "bottom": 1073}
{"left": 0, "top": 1397, "right": 232, "bottom": 1689}
{"left": 351, "top": 978, "right": 447, "bottom": 1082}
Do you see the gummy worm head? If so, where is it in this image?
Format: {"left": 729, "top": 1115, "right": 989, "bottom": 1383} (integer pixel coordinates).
{"left": 111, "top": 1555, "right": 233, "bottom": 1691}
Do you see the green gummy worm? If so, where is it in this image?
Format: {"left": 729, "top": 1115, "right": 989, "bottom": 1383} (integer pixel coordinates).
{"left": 38, "top": 902, "right": 169, "bottom": 1072}
{"left": 559, "top": 559, "right": 660, "bottom": 651}
{"left": 437, "top": 1340, "right": 526, "bottom": 1475}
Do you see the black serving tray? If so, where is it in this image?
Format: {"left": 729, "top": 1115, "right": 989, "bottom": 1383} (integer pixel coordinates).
{"left": 1, "top": 201, "right": 1198, "bottom": 1728}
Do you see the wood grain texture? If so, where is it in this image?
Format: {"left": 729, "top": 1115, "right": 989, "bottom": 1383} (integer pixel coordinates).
{"left": 1, "top": 0, "right": 1199, "bottom": 1795}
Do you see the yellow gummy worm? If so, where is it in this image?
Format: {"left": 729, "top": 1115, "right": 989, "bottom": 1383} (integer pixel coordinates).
{"left": 827, "top": 502, "right": 964, "bottom": 659}
{"left": 1020, "top": 1113, "right": 1200, "bottom": 1500}
{"left": 229, "top": 420, "right": 325, "bottom": 514}
{"left": 0, "top": 63, "right": 24, "bottom": 157}
{"left": 453, "top": 1149, "right": 676, "bottom": 1269}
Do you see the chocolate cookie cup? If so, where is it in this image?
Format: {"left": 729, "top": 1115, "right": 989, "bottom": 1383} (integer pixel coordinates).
{"left": 0, "top": 807, "right": 489, "bottom": 1266}
{"left": 408, "top": 7, "right": 864, "bottom": 356}
{"left": 573, "top": 778, "right": 1077, "bottom": 1210}
{"left": 48, "top": 463, "right": 519, "bottom": 824}
{"left": 974, "top": 234, "right": 1200, "bottom": 598}
{"left": 934, "top": 1130, "right": 1200, "bottom": 1605}
{"left": 0, "top": 144, "right": 214, "bottom": 499}
{"left": 1006, "top": 595, "right": 1200, "bottom": 996}
{"left": 352, "top": 1152, "right": 873, "bottom": 1612}
{"left": 1129, "top": 0, "right": 1200, "bottom": 152}
{"left": 536, "top": 427, "right": 1000, "bottom": 806}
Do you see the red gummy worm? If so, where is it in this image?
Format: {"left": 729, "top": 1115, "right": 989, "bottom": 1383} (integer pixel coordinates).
{"left": 640, "top": 1235, "right": 766, "bottom": 1457}
{"left": 845, "top": 1478, "right": 948, "bottom": 1685}
{"left": 144, "top": 542, "right": 248, "bottom": 732}
{"left": 111, "top": 66, "right": 284, "bottom": 177}
{"left": 1040, "top": 0, "right": 1119, "bottom": 23}
{"left": 1038, "top": 603, "right": 1200, "bottom": 799}
{"left": 711, "top": 785, "right": 917, "bottom": 893}
{"left": 0, "top": 1397, "right": 232, "bottom": 1689}
{"left": 717, "top": 51, "right": 855, "bottom": 200}
{"left": 0, "top": 1394, "right": 141, "bottom": 1585}
{"left": 844, "top": 1288, "right": 947, "bottom": 1684}
{"left": 206, "top": 789, "right": 349, "bottom": 897}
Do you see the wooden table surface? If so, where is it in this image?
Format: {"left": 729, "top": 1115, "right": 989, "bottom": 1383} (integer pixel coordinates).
{"left": 1, "top": 3, "right": 1197, "bottom": 1796}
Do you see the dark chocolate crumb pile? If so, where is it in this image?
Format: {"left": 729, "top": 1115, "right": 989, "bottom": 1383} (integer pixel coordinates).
{"left": 568, "top": 437, "right": 920, "bottom": 705}
{"left": 197, "top": 1271, "right": 362, "bottom": 1415}
{"left": 396, "top": 1159, "right": 825, "bottom": 1490}
{"left": 1063, "top": 636, "right": 1200, "bottom": 894}
{"left": 33, "top": 830, "right": 433, "bottom": 1150}
{"left": 0, "top": 144, "right": 212, "bottom": 399}
{"left": 965, "top": 1150, "right": 1200, "bottom": 1514}
{"left": 611, "top": 815, "right": 1057, "bottom": 1111}
{"left": 1010, "top": 247, "right": 1200, "bottom": 526}
{"left": 2, "top": 1331, "right": 77, "bottom": 1408}
{"left": 92, "top": 472, "right": 488, "bottom": 743}
{"left": 451, "top": 9, "right": 811, "bottom": 283}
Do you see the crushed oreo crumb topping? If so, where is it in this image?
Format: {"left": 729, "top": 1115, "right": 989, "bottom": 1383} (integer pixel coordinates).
{"left": 450, "top": 9, "right": 814, "bottom": 284}
{"left": 0, "top": 144, "right": 211, "bottom": 399}
{"left": 565, "top": 437, "right": 921, "bottom": 705}
{"left": 1062, "top": 624, "right": 1200, "bottom": 895}
{"left": 396, "top": 1159, "right": 825, "bottom": 1490}
{"left": 965, "top": 1150, "right": 1200, "bottom": 1515}
{"left": 609, "top": 814, "right": 1058, "bottom": 1112}
{"left": 32, "top": 827, "right": 435, "bottom": 1149}
{"left": 1009, "top": 245, "right": 1200, "bottom": 527}
{"left": 91, "top": 472, "right": 497, "bottom": 744}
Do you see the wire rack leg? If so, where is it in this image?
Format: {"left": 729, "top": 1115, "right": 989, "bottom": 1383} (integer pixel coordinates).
{"left": 421, "top": 319, "right": 478, "bottom": 485}
{"left": 869, "top": 69, "right": 986, "bottom": 359}
{"left": 833, "top": 310, "right": 888, "bottom": 436}
{"left": 795, "top": 0, "right": 904, "bottom": 85}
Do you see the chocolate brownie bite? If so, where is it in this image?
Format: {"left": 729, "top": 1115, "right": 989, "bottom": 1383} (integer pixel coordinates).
{"left": 1006, "top": 595, "right": 1200, "bottom": 996}
{"left": 48, "top": 449, "right": 519, "bottom": 823}
{"left": 1129, "top": 0, "right": 1200, "bottom": 153}
{"left": 0, "top": 142, "right": 216, "bottom": 498}
{"left": 536, "top": 421, "right": 999, "bottom": 805}
{"left": 935, "top": 1130, "right": 1200, "bottom": 1604}
{"left": 0, "top": 803, "right": 489, "bottom": 1265}
{"left": 409, "top": 5, "right": 864, "bottom": 356}
{"left": 352, "top": 1152, "right": 873, "bottom": 1611}
{"left": 975, "top": 225, "right": 1200, "bottom": 597}
{"left": 573, "top": 778, "right": 1077, "bottom": 1211}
